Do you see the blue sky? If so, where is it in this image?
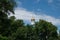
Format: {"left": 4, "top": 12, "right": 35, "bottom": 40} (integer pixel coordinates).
{"left": 16, "top": 0, "right": 60, "bottom": 18}
{"left": 12, "top": 0, "right": 60, "bottom": 30}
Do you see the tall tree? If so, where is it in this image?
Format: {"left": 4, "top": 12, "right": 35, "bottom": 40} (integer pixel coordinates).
{"left": 0, "top": 0, "right": 16, "bottom": 15}
{"left": 0, "top": 0, "right": 16, "bottom": 37}
{"left": 0, "top": 35, "right": 9, "bottom": 40}
{"left": 35, "top": 20, "right": 58, "bottom": 40}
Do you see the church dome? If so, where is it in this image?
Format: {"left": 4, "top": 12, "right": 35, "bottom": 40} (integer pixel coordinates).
{"left": 31, "top": 17, "right": 35, "bottom": 21}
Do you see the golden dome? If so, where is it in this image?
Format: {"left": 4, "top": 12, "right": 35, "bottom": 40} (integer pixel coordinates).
{"left": 31, "top": 17, "right": 35, "bottom": 21}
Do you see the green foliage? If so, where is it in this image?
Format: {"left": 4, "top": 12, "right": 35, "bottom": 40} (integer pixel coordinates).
{"left": 0, "top": 35, "right": 9, "bottom": 40}
{"left": 0, "top": 0, "right": 59, "bottom": 40}
{"left": 14, "top": 27, "right": 28, "bottom": 40}
{"left": 0, "top": 0, "right": 16, "bottom": 14}
{"left": 35, "top": 20, "right": 58, "bottom": 40}
{"left": 0, "top": 0, "right": 16, "bottom": 37}
{"left": 0, "top": 16, "right": 59, "bottom": 40}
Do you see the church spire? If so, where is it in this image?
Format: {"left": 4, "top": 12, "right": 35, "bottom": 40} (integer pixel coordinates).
{"left": 31, "top": 16, "right": 35, "bottom": 26}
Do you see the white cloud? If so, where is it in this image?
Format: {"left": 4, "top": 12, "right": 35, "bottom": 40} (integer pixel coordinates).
{"left": 14, "top": 8, "right": 35, "bottom": 20}
{"left": 10, "top": 7, "right": 60, "bottom": 26}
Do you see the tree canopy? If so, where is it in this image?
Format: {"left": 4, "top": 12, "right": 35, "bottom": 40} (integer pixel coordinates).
{"left": 0, "top": 0, "right": 60, "bottom": 40}
{"left": 0, "top": 0, "right": 16, "bottom": 14}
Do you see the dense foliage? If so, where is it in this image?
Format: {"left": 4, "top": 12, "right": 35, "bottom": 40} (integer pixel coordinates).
{"left": 0, "top": 15, "right": 59, "bottom": 40}
{"left": 0, "top": 0, "right": 60, "bottom": 40}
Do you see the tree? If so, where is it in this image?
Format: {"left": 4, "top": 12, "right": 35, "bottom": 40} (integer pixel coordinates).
{"left": 0, "top": 0, "right": 16, "bottom": 27}
{"left": 0, "top": 0, "right": 16, "bottom": 15}
{"left": 12, "top": 27, "right": 27, "bottom": 40}
{"left": 58, "top": 36, "right": 60, "bottom": 40}
{"left": 11, "top": 19, "right": 58, "bottom": 40}
{"left": 10, "top": 19, "right": 24, "bottom": 33}
{"left": 35, "top": 19, "right": 58, "bottom": 40}
{"left": 0, "top": 0, "right": 16, "bottom": 26}
{"left": 0, "top": 0, "right": 16, "bottom": 37}
{"left": 0, "top": 35, "right": 9, "bottom": 40}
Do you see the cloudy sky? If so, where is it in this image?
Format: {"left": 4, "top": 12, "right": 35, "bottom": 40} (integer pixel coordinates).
{"left": 11, "top": 0, "right": 60, "bottom": 30}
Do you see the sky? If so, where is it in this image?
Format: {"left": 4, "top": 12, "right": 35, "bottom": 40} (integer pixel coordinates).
{"left": 11, "top": 0, "right": 60, "bottom": 30}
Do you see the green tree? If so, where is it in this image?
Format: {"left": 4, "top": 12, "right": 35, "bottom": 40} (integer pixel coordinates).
{"left": 12, "top": 27, "right": 28, "bottom": 40}
{"left": 11, "top": 19, "right": 24, "bottom": 33}
{"left": 12, "top": 24, "right": 33, "bottom": 40}
{"left": 0, "top": 35, "right": 9, "bottom": 40}
{"left": 35, "top": 20, "right": 58, "bottom": 40}
{"left": 58, "top": 36, "right": 60, "bottom": 40}
{"left": 11, "top": 19, "right": 58, "bottom": 40}
{"left": 0, "top": 0, "right": 16, "bottom": 37}
{"left": 0, "top": 0, "right": 16, "bottom": 14}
